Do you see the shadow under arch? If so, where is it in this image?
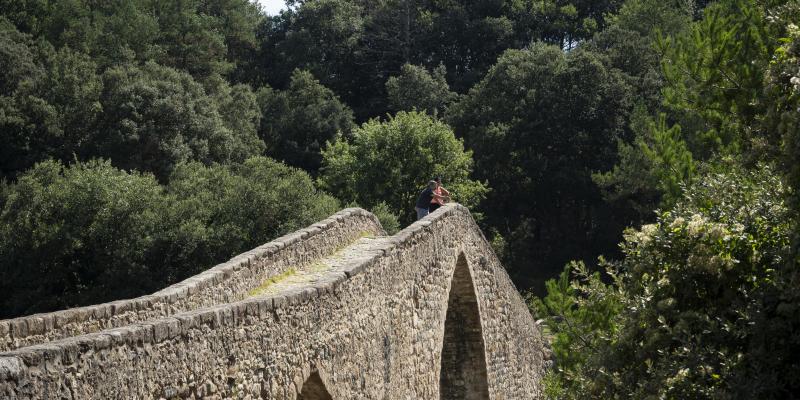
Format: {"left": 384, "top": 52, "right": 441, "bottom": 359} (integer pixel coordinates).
{"left": 439, "top": 252, "right": 490, "bottom": 400}
{"left": 298, "top": 370, "right": 333, "bottom": 400}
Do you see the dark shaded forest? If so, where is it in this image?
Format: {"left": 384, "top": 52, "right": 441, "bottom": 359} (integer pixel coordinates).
{"left": 1, "top": 0, "right": 799, "bottom": 397}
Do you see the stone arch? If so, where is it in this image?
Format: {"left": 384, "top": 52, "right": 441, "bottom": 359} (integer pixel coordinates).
{"left": 298, "top": 370, "right": 333, "bottom": 400}
{"left": 439, "top": 252, "right": 490, "bottom": 399}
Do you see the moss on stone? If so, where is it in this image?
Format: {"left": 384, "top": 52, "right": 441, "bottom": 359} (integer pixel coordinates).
{"left": 248, "top": 268, "right": 298, "bottom": 296}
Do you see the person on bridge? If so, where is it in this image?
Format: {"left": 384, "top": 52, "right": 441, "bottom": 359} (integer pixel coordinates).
{"left": 429, "top": 177, "right": 451, "bottom": 213}
{"left": 415, "top": 180, "right": 446, "bottom": 220}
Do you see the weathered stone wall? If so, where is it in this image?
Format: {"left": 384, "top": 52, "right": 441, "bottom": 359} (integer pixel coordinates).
{"left": 0, "top": 209, "right": 384, "bottom": 352}
{"left": 0, "top": 204, "right": 547, "bottom": 399}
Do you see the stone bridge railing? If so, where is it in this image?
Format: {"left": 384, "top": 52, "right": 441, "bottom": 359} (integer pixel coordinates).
{"left": 0, "top": 209, "right": 383, "bottom": 352}
{"left": 0, "top": 204, "right": 547, "bottom": 399}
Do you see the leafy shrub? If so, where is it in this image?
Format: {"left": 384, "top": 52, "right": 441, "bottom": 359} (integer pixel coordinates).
{"left": 370, "top": 201, "right": 400, "bottom": 235}
{"left": 160, "top": 157, "right": 340, "bottom": 281}
{"left": 320, "top": 111, "right": 487, "bottom": 224}
{"left": 535, "top": 166, "right": 799, "bottom": 399}
{"left": 257, "top": 69, "right": 354, "bottom": 172}
{"left": 0, "top": 159, "right": 167, "bottom": 316}
{"left": 0, "top": 157, "right": 339, "bottom": 318}
{"left": 386, "top": 64, "right": 457, "bottom": 115}
{"left": 94, "top": 62, "right": 264, "bottom": 181}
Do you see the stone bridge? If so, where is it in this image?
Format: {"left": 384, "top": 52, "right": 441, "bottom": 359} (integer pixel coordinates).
{"left": 0, "top": 204, "right": 547, "bottom": 399}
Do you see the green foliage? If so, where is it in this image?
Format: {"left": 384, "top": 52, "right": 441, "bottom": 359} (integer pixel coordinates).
{"left": 531, "top": 260, "right": 624, "bottom": 398}
{"left": 606, "top": 0, "right": 693, "bottom": 38}
{"left": 160, "top": 157, "right": 340, "bottom": 282}
{"left": 0, "top": 16, "right": 42, "bottom": 93}
{"left": 257, "top": 69, "right": 354, "bottom": 172}
{"left": 595, "top": 111, "right": 695, "bottom": 211}
{"left": 0, "top": 19, "right": 102, "bottom": 179}
{"left": 0, "top": 0, "right": 262, "bottom": 78}
{"left": 197, "top": 0, "right": 264, "bottom": 78}
{"left": 256, "top": 0, "right": 627, "bottom": 119}
{"left": 0, "top": 159, "right": 167, "bottom": 316}
{"left": 659, "top": 0, "right": 777, "bottom": 158}
{"left": 448, "top": 43, "right": 634, "bottom": 291}
{"left": 592, "top": 138, "right": 662, "bottom": 219}
{"left": 537, "top": 166, "right": 800, "bottom": 398}
{"left": 0, "top": 14, "right": 265, "bottom": 182}
{"left": 148, "top": 0, "right": 231, "bottom": 77}
{"left": 515, "top": 0, "right": 624, "bottom": 48}
{"left": 258, "top": 0, "right": 369, "bottom": 115}
{"left": 764, "top": 4, "right": 800, "bottom": 210}
{"left": 587, "top": 0, "right": 693, "bottom": 110}
{"left": 211, "top": 80, "right": 266, "bottom": 163}
{"left": 93, "top": 61, "right": 263, "bottom": 181}
{"left": 370, "top": 201, "right": 400, "bottom": 235}
{"left": 320, "top": 111, "right": 486, "bottom": 224}
{"left": 541, "top": 3, "right": 800, "bottom": 398}
{"left": 640, "top": 115, "right": 695, "bottom": 205}
{"left": 386, "top": 63, "right": 457, "bottom": 115}
{"left": 0, "top": 157, "right": 339, "bottom": 318}
{"left": 0, "top": 0, "right": 161, "bottom": 68}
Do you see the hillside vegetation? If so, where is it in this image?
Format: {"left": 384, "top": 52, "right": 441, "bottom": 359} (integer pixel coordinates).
{"left": 0, "top": 0, "right": 798, "bottom": 396}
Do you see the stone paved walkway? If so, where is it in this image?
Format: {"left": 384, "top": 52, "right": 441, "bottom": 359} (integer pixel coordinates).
{"left": 249, "top": 236, "right": 393, "bottom": 296}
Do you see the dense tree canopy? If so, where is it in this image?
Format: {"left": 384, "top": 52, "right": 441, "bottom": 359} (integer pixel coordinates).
{"left": 0, "top": 159, "right": 168, "bottom": 316}
{"left": 0, "top": 0, "right": 262, "bottom": 78}
{"left": 93, "top": 62, "right": 263, "bottom": 181}
{"left": 320, "top": 111, "right": 486, "bottom": 223}
{"left": 533, "top": 1, "right": 800, "bottom": 398}
{"left": 257, "top": 69, "right": 354, "bottom": 172}
{"left": 448, "top": 43, "right": 634, "bottom": 288}
{"left": 386, "top": 63, "right": 457, "bottom": 115}
{"left": 253, "top": 0, "right": 627, "bottom": 119}
{"left": 0, "top": 158, "right": 338, "bottom": 318}
{"left": 158, "top": 157, "right": 340, "bottom": 283}
{"left": 535, "top": 166, "right": 799, "bottom": 398}
{"left": 660, "top": 0, "right": 776, "bottom": 158}
{"left": 0, "top": 18, "right": 103, "bottom": 180}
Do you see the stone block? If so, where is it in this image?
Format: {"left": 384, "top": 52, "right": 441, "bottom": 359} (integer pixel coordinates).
{"left": 51, "top": 312, "right": 70, "bottom": 330}
{"left": 218, "top": 307, "right": 235, "bottom": 327}
{"left": 0, "top": 357, "right": 24, "bottom": 381}
{"left": 283, "top": 289, "right": 305, "bottom": 305}
{"left": 175, "top": 312, "right": 199, "bottom": 332}
{"left": 133, "top": 323, "right": 155, "bottom": 344}
{"left": 302, "top": 288, "right": 317, "bottom": 300}
{"left": 58, "top": 338, "right": 80, "bottom": 364}
{"left": 9, "top": 320, "right": 27, "bottom": 338}
{"left": 91, "top": 304, "right": 110, "bottom": 320}
{"left": 70, "top": 307, "right": 89, "bottom": 323}
{"left": 271, "top": 295, "right": 287, "bottom": 309}
{"left": 91, "top": 332, "right": 112, "bottom": 350}
{"left": 25, "top": 317, "right": 44, "bottom": 336}
{"left": 243, "top": 300, "right": 259, "bottom": 318}
{"left": 102, "top": 328, "right": 128, "bottom": 347}
{"left": 257, "top": 297, "right": 274, "bottom": 315}
{"left": 110, "top": 300, "right": 132, "bottom": 314}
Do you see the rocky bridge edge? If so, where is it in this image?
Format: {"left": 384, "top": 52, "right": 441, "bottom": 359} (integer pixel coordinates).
{"left": 0, "top": 203, "right": 548, "bottom": 399}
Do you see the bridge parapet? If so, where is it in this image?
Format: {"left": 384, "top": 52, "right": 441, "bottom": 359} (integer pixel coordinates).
{"left": 0, "top": 208, "right": 383, "bottom": 352}
{"left": 0, "top": 204, "right": 546, "bottom": 399}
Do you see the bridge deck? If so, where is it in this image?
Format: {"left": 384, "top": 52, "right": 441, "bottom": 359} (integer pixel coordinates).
{"left": 0, "top": 205, "right": 547, "bottom": 399}
{"left": 250, "top": 236, "right": 393, "bottom": 298}
{"left": 0, "top": 208, "right": 385, "bottom": 352}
